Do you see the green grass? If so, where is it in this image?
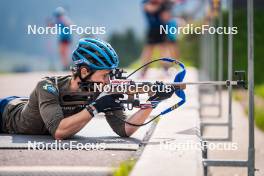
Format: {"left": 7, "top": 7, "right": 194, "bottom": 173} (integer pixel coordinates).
{"left": 255, "top": 106, "right": 264, "bottom": 131}
{"left": 127, "top": 33, "right": 199, "bottom": 70}
{"left": 0, "top": 71, "right": 8, "bottom": 75}
{"left": 154, "top": 116, "right": 161, "bottom": 124}
{"left": 234, "top": 90, "right": 264, "bottom": 132}
{"left": 233, "top": 91, "right": 243, "bottom": 101}
{"left": 253, "top": 85, "right": 264, "bottom": 131}
{"left": 255, "top": 85, "right": 264, "bottom": 99}
{"left": 113, "top": 160, "right": 136, "bottom": 176}
{"left": 178, "top": 34, "right": 199, "bottom": 67}
{"left": 242, "top": 105, "right": 264, "bottom": 132}
{"left": 0, "top": 72, "right": 11, "bottom": 76}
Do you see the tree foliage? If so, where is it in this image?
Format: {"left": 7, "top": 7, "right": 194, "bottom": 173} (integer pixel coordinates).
{"left": 108, "top": 29, "right": 143, "bottom": 67}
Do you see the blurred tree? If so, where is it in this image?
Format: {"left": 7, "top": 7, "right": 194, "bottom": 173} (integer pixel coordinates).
{"left": 108, "top": 29, "right": 143, "bottom": 67}
{"left": 222, "top": 9, "right": 264, "bottom": 85}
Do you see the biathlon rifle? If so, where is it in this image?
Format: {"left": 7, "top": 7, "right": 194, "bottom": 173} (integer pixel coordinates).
{"left": 59, "top": 58, "right": 247, "bottom": 126}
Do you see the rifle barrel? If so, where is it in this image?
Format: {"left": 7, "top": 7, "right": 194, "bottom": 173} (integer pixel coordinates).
{"left": 170, "top": 80, "right": 238, "bottom": 86}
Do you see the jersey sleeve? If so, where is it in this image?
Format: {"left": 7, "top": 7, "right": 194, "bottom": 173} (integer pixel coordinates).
{"left": 105, "top": 110, "right": 128, "bottom": 137}
{"left": 36, "top": 80, "right": 64, "bottom": 137}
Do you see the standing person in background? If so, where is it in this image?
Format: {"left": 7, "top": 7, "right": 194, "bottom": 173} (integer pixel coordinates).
{"left": 160, "top": 0, "right": 180, "bottom": 60}
{"left": 140, "top": 0, "right": 171, "bottom": 78}
{"left": 48, "top": 7, "right": 73, "bottom": 71}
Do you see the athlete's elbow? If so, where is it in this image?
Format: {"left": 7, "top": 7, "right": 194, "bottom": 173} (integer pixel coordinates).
{"left": 52, "top": 120, "right": 70, "bottom": 140}
{"left": 118, "top": 132, "right": 130, "bottom": 138}
{"left": 123, "top": 130, "right": 133, "bottom": 138}
{"left": 53, "top": 129, "right": 65, "bottom": 140}
{"left": 117, "top": 134, "right": 130, "bottom": 138}
{"left": 114, "top": 128, "right": 130, "bottom": 138}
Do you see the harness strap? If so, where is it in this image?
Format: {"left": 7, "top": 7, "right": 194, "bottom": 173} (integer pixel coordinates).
{"left": 152, "top": 58, "right": 186, "bottom": 116}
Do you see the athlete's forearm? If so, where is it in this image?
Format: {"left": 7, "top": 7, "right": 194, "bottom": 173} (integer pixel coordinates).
{"left": 124, "top": 108, "right": 153, "bottom": 136}
{"left": 54, "top": 109, "right": 92, "bottom": 139}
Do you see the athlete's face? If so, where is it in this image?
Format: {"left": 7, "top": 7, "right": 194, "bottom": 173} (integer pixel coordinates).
{"left": 89, "top": 70, "right": 111, "bottom": 84}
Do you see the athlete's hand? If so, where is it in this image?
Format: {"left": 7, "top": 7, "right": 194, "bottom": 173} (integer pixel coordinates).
{"left": 148, "top": 81, "right": 175, "bottom": 102}
{"left": 92, "top": 94, "right": 124, "bottom": 113}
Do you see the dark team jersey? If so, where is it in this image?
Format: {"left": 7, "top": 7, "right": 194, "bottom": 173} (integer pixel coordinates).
{"left": 142, "top": 0, "right": 174, "bottom": 28}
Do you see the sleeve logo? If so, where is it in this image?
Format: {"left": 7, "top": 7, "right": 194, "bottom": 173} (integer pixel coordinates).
{"left": 43, "top": 83, "right": 58, "bottom": 95}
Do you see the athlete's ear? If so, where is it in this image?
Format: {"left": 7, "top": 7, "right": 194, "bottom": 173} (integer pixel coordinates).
{"left": 80, "top": 67, "right": 89, "bottom": 79}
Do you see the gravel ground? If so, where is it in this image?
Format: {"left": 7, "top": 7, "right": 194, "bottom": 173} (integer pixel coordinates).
{"left": 0, "top": 149, "right": 134, "bottom": 167}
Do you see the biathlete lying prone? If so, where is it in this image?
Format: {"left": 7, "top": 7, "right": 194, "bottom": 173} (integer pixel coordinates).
{"left": 0, "top": 38, "right": 175, "bottom": 140}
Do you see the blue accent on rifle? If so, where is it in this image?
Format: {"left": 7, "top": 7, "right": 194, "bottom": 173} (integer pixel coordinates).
{"left": 159, "top": 58, "right": 186, "bottom": 115}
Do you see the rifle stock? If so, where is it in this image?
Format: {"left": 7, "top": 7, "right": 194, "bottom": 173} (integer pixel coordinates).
{"left": 59, "top": 82, "right": 186, "bottom": 107}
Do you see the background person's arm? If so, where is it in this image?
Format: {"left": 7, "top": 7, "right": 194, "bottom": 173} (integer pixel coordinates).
{"left": 144, "top": 1, "right": 161, "bottom": 14}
